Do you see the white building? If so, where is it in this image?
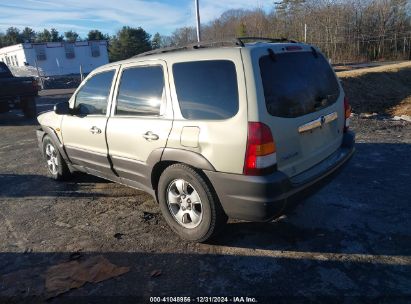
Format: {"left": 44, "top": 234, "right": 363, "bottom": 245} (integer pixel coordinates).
{"left": 0, "top": 40, "right": 109, "bottom": 76}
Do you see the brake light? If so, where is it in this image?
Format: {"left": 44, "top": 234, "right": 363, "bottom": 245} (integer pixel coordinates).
{"left": 344, "top": 96, "right": 351, "bottom": 132}
{"left": 286, "top": 46, "right": 303, "bottom": 51}
{"left": 244, "top": 122, "right": 277, "bottom": 176}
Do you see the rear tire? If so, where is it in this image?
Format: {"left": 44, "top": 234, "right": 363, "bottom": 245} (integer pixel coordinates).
{"left": 158, "top": 164, "right": 227, "bottom": 242}
{"left": 42, "top": 135, "right": 70, "bottom": 181}
{"left": 21, "top": 97, "right": 37, "bottom": 118}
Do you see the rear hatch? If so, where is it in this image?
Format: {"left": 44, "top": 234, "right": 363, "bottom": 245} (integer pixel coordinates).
{"left": 253, "top": 45, "right": 345, "bottom": 177}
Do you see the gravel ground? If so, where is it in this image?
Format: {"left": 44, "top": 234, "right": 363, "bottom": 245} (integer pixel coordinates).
{"left": 0, "top": 94, "right": 410, "bottom": 303}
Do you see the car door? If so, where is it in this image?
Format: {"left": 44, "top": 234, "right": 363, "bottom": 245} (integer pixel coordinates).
{"left": 106, "top": 60, "right": 173, "bottom": 190}
{"left": 61, "top": 68, "right": 118, "bottom": 178}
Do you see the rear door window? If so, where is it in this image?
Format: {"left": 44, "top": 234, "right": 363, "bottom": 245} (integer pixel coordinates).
{"left": 259, "top": 51, "right": 340, "bottom": 118}
{"left": 173, "top": 60, "right": 239, "bottom": 120}
{"left": 116, "top": 66, "right": 165, "bottom": 116}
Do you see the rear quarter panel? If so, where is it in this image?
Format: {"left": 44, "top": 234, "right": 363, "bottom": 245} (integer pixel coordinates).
{"left": 165, "top": 48, "right": 248, "bottom": 174}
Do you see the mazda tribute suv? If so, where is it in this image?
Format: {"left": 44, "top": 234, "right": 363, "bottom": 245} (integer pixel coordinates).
{"left": 37, "top": 38, "right": 355, "bottom": 242}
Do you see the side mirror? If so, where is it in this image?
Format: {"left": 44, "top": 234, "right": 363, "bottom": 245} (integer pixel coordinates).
{"left": 54, "top": 101, "right": 70, "bottom": 115}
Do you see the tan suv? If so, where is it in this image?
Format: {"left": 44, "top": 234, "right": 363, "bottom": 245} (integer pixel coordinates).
{"left": 36, "top": 38, "right": 355, "bottom": 242}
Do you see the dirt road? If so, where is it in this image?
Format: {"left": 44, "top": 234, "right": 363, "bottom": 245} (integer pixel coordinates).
{"left": 0, "top": 94, "right": 410, "bottom": 302}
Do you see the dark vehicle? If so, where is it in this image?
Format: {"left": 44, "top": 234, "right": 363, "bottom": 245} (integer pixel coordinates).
{"left": 0, "top": 62, "right": 38, "bottom": 118}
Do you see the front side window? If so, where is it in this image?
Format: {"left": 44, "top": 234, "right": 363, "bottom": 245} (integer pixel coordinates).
{"left": 116, "top": 66, "right": 165, "bottom": 116}
{"left": 173, "top": 60, "right": 239, "bottom": 120}
{"left": 75, "top": 70, "right": 115, "bottom": 115}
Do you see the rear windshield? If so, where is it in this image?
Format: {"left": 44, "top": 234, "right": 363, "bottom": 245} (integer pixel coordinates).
{"left": 259, "top": 51, "right": 340, "bottom": 118}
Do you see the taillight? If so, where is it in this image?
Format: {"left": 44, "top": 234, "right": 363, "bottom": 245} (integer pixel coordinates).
{"left": 344, "top": 96, "right": 351, "bottom": 133}
{"left": 244, "top": 122, "right": 277, "bottom": 176}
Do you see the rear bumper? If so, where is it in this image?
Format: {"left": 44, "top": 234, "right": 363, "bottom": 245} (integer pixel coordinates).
{"left": 205, "top": 131, "right": 355, "bottom": 221}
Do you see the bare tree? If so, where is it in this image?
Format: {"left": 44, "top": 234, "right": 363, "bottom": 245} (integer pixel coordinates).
{"left": 165, "top": 0, "right": 411, "bottom": 63}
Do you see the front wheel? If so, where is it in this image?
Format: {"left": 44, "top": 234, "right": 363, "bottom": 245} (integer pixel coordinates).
{"left": 158, "top": 164, "right": 227, "bottom": 242}
{"left": 42, "top": 135, "right": 70, "bottom": 180}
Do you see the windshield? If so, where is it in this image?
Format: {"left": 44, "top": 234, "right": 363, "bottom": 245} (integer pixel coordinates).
{"left": 259, "top": 51, "right": 340, "bottom": 118}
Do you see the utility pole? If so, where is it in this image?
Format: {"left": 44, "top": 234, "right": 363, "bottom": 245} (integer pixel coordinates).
{"left": 195, "top": 0, "right": 201, "bottom": 43}
{"left": 403, "top": 37, "right": 406, "bottom": 58}
{"left": 80, "top": 64, "right": 84, "bottom": 82}
{"left": 304, "top": 24, "right": 307, "bottom": 43}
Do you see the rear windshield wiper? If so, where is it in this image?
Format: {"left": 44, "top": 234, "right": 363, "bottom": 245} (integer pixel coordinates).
{"left": 267, "top": 48, "right": 276, "bottom": 62}
{"left": 311, "top": 47, "right": 318, "bottom": 58}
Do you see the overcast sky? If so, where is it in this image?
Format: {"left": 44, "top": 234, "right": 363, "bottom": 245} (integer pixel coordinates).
{"left": 0, "top": 0, "right": 272, "bottom": 37}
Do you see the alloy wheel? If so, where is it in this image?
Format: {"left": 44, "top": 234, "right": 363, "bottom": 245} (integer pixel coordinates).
{"left": 45, "top": 143, "right": 59, "bottom": 175}
{"left": 166, "top": 179, "right": 203, "bottom": 229}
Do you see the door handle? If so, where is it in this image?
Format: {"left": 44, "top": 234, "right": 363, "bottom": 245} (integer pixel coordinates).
{"left": 142, "top": 131, "right": 159, "bottom": 141}
{"left": 90, "top": 126, "right": 102, "bottom": 134}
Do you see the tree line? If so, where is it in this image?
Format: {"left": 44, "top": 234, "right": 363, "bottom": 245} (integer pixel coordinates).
{"left": 0, "top": 27, "right": 90, "bottom": 46}
{"left": 159, "top": 0, "right": 411, "bottom": 63}
{"left": 0, "top": 26, "right": 151, "bottom": 63}
{"left": 1, "top": 0, "right": 410, "bottom": 63}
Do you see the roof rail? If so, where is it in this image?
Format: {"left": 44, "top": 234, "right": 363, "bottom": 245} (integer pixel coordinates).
{"left": 133, "top": 39, "right": 243, "bottom": 58}
{"left": 236, "top": 37, "right": 298, "bottom": 44}
{"left": 133, "top": 37, "right": 297, "bottom": 58}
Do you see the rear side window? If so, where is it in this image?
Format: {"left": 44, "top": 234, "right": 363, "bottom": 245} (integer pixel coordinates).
{"left": 75, "top": 70, "right": 115, "bottom": 115}
{"left": 173, "top": 60, "right": 239, "bottom": 120}
{"left": 260, "top": 51, "right": 340, "bottom": 118}
{"left": 116, "top": 66, "right": 165, "bottom": 116}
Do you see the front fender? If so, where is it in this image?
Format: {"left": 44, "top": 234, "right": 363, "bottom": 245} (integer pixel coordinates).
{"left": 37, "top": 126, "right": 71, "bottom": 164}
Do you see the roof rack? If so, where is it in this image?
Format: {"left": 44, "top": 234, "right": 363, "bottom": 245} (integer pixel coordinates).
{"left": 133, "top": 39, "right": 240, "bottom": 58}
{"left": 133, "top": 37, "right": 298, "bottom": 58}
{"left": 236, "top": 37, "right": 298, "bottom": 45}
